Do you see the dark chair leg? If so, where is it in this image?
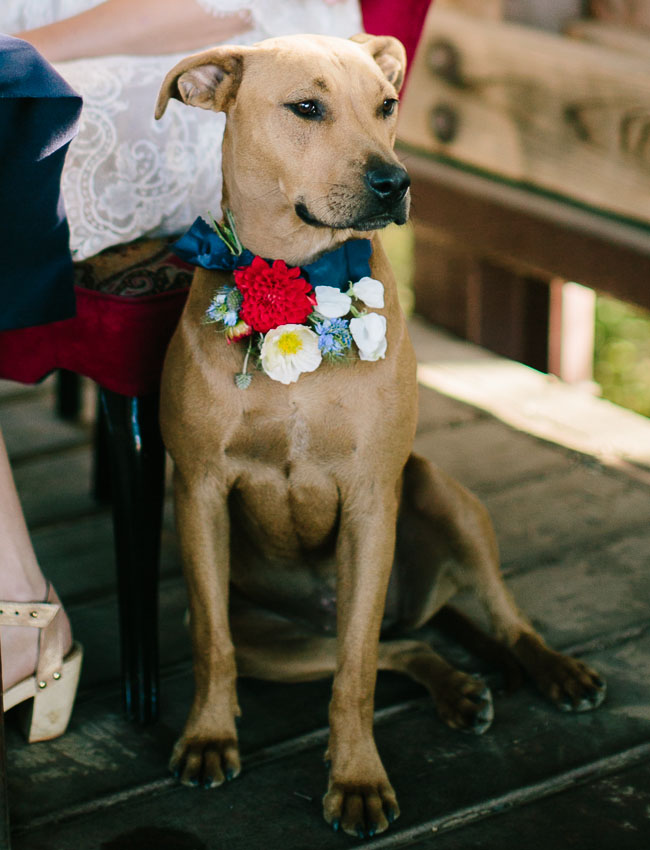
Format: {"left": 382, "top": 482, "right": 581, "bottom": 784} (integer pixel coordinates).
{"left": 100, "top": 388, "right": 165, "bottom": 724}
{"left": 92, "top": 391, "right": 111, "bottom": 504}
{"left": 0, "top": 655, "right": 11, "bottom": 850}
{"left": 55, "top": 370, "right": 82, "bottom": 421}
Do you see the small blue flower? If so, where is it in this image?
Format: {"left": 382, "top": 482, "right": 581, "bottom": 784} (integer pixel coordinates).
{"left": 206, "top": 285, "right": 243, "bottom": 326}
{"left": 206, "top": 302, "right": 225, "bottom": 322}
{"left": 319, "top": 332, "right": 338, "bottom": 354}
{"left": 314, "top": 317, "right": 352, "bottom": 357}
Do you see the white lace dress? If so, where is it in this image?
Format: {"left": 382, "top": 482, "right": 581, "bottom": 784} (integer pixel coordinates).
{"left": 2, "top": 1, "right": 362, "bottom": 259}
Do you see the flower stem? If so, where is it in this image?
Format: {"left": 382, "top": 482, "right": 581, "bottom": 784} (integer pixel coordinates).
{"left": 225, "top": 209, "right": 244, "bottom": 255}
{"left": 242, "top": 336, "right": 253, "bottom": 375}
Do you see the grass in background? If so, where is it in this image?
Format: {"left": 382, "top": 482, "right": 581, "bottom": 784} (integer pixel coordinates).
{"left": 380, "top": 223, "right": 415, "bottom": 316}
{"left": 594, "top": 296, "right": 650, "bottom": 418}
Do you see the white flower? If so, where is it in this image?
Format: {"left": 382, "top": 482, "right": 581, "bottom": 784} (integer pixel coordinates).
{"left": 349, "top": 277, "right": 384, "bottom": 309}
{"left": 261, "top": 324, "right": 322, "bottom": 384}
{"left": 350, "top": 313, "right": 387, "bottom": 362}
{"left": 314, "top": 285, "right": 352, "bottom": 319}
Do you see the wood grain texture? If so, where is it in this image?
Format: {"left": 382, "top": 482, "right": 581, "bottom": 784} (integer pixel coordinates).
{"left": 590, "top": 0, "right": 650, "bottom": 31}
{"left": 567, "top": 18, "right": 650, "bottom": 56}
{"left": 399, "top": 8, "right": 650, "bottom": 223}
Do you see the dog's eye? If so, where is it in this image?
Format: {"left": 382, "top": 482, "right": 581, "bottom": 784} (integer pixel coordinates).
{"left": 381, "top": 98, "right": 398, "bottom": 117}
{"left": 287, "top": 100, "right": 323, "bottom": 120}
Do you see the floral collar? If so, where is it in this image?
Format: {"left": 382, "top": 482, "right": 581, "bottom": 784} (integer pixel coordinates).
{"left": 172, "top": 212, "right": 387, "bottom": 389}
{"left": 172, "top": 215, "right": 373, "bottom": 291}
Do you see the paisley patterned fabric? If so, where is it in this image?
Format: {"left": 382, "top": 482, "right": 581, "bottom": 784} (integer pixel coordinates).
{"left": 1, "top": 1, "right": 363, "bottom": 261}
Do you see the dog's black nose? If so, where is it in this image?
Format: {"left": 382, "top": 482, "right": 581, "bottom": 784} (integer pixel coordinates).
{"left": 365, "top": 164, "right": 410, "bottom": 204}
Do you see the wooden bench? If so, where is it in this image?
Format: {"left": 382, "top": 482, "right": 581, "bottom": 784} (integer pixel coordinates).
{"left": 399, "top": 1, "right": 650, "bottom": 382}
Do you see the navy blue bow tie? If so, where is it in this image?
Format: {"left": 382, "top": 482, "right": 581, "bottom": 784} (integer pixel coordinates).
{"left": 172, "top": 216, "right": 372, "bottom": 291}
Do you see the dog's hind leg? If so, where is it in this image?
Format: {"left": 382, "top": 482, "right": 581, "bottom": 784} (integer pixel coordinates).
{"left": 378, "top": 640, "right": 493, "bottom": 734}
{"left": 231, "top": 597, "right": 492, "bottom": 734}
{"left": 398, "top": 453, "right": 606, "bottom": 713}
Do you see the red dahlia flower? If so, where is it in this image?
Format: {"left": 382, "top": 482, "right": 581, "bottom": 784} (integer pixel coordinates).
{"left": 234, "top": 256, "right": 315, "bottom": 333}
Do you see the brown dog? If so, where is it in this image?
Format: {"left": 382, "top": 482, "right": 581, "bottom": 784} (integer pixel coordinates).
{"left": 155, "top": 34, "right": 605, "bottom": 839}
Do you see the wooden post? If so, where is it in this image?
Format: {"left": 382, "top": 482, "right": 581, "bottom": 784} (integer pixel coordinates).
{"left": 548, "top": 280, "right": 596, "bottom": 384}
{"left": 590, "top": 0, "right": 650, "bottom": 31}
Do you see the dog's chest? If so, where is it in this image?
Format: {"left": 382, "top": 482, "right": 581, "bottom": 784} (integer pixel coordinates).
{"left": 225, "top": 402, "right": 349, "bottom": 554}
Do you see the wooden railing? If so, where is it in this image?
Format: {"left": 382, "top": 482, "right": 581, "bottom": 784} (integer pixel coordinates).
{"left": 398, "top": 0, "right": 650, "bottom": 384}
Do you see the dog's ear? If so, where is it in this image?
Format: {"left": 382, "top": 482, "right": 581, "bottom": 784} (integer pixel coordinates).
{"left": 350, "top": 34, "right": 407, "bottom": 93}
{"left": 155, "top": 46, "right": 249, "bottom": 119}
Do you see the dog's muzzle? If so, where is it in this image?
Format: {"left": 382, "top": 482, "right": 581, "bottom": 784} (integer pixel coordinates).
{"left": 355, "top": 160, "right": 410, "bottom": 229}
{"left": 295, "top": 160, "right": 411, "bottom": 231}
{"left": 364, "top": 163, "right": 410, "bottom": 208}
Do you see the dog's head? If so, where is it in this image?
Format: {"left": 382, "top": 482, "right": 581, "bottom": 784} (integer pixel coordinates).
{"left": 155, "top": 34, "right": 409, "bottom": 262}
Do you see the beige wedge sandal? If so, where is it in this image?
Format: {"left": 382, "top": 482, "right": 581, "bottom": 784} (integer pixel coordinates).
{"left": 1, "top": 584, "right": 83, "bottom": 742}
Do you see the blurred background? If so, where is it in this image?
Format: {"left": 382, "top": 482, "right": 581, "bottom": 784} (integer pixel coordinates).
{"left": 387, "top": 0, "right": 650, "bottom": 418}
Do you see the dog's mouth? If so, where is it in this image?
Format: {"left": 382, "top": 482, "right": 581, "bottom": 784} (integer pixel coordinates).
{"left": 294, "top": 200, "right": 409, "bottom": 232}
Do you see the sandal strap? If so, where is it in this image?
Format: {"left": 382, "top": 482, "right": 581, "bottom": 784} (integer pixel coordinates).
{"left": 37, "top": 583, "right": 68, "bottom": 684}
{"left": 0, "top": 583, "right": 68, "bottom": 684}
{"left": 0, "top": 601, "right": 59, "bottom": 628}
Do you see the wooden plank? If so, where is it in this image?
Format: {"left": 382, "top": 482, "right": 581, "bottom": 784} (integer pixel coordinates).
{"left": 0, "top": 396, "right": 89, "bottom": 462}
{"left": 590, "top": 0, "right": 650, "bottom": 31}
{"left": 412, "top": 319, "right": 650, "bottom": 476}
{"left": 12, "top": 633, "right": 650, "bottom": 850}
{"left": 413, "top": 417, "right": 571, "bottom": 496}
{"left": 437, "top": 0, "right": 504, "bottom": 18}
{"left": 395, "top": 759, "right": 650, "bottom": 849}
{"left": 416, "top": 384, "right": 484, "bottom": 432}
{"left": 503, "top": 0, "right": 584, "bottom": 31}
{"left": 28, "top": 504, "right": 179, "bottom": 604}
{"left": 13, "top": 446, "right": 97, "bottom": 529}
{"left": 483, "top": 465, "right": 650, "bottom": 568}
{"left": 399, "top": 8, "right": 650, "bottom": 224}
{"left": 567, "top": 19, "right": 650, "bottom": 57}
{"left": 454, "top": 525, "right": 650, "bottom": 648}
{"left": 6, "top": 487, "right": 650, "bottom": 835}
{"left": 406, "top": 155, "right": 650, "bottom": 311}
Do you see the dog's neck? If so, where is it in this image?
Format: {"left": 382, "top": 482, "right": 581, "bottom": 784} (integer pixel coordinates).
{"left": 221, "top": 166, "right": 360, "bottom": 269}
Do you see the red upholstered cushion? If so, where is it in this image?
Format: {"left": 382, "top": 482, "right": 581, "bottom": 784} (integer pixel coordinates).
{"left": 0, "top": 238, "right": 190, "bottom": 396}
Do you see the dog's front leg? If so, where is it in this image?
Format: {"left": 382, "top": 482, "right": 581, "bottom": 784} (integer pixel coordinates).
{"left": 324, "top": 488, "right": 401, "bottom": 838}
{"left": 169, "top": 471, "right": 241, "bottom": 788}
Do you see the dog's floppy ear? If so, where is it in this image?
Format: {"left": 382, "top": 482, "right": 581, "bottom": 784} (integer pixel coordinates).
{"left": 155, "top": 46, "right": 249, "bottom": 120}
{"left": 350, "top": 34, "right": 407, "bottom": 93}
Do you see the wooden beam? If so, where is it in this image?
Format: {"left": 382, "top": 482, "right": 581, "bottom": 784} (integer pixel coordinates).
{"left": 399, "top": 7, "right": 650, "bottom": 224}
{"left": 548, "top": 280, "right": 596, "bottom": 384}
{"left": 566, "top": 19, "right": 650, "bottom": 57}
{"left": 437, "top": 0, "right": 504, "bottom": 18}
{"left": 589, "top": 0, "right": 650, "bottom": 31}
{"left": 405, "top": 151, "right": 650, "bottom": 311}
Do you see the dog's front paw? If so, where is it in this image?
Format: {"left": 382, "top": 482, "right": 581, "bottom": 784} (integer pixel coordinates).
{"left": 323, "top": 778, "right": 400, "bottom": 839}
{"left": 169, "top": 735, "right": 241, "bottom": 789}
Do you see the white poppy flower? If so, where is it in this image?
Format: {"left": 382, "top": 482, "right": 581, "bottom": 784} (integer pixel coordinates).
{"left": 261, "top": 324, "right": 322, "bottom": 384}
{"left": 314, "top": 285, "right": 352, "bottom": 319}
{"left": 349, "top": 277, "right": 384, "bottom": 309}
{"left": 350, "top": 313, "right": 387, "bottom": 362}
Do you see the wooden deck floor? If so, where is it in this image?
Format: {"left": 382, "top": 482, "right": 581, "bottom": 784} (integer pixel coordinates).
{"left": 3, "top": 321, "right": 650, "bottom": 850}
